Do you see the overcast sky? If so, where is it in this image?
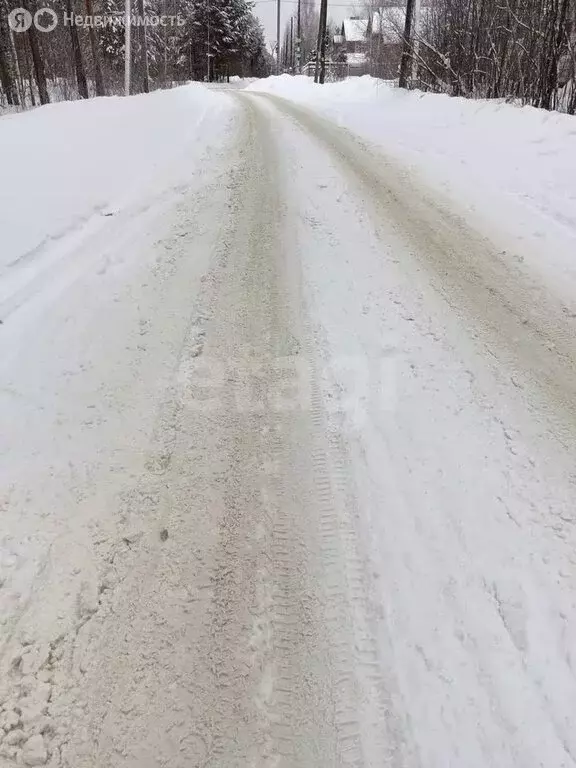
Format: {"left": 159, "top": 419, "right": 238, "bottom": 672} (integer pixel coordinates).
{"left": 254, "top": 0, "right": 357, "bottom": 48}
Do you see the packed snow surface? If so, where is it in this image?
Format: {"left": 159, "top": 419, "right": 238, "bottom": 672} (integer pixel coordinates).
{"left": 1, "top": 77, "right": 576, "bottom": 768}
{"left": 249, "top": 75, "right": 576, "bottom": 301}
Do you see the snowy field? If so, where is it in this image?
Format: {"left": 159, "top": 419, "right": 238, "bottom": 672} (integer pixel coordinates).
{"left": 1, "top": 78, "right": 576, "bottom": 767}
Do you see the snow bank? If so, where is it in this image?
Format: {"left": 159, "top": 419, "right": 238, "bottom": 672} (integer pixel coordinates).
{"left": 0, "top": 83, "right": 237, "bottom": 711}
{"left": 249, "top": 75, "right": 576, "bottom": 298}
{"left": 0, "top": 84, "right": 230, "bottom": 272}
{"left": 208, "top": 76, "right": 258, "bottom": 89}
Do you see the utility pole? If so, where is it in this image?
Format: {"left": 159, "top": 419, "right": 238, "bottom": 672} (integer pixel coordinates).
{"left": 290, "top": 16, "right": 294, "bottom": 72}
{"left": 314, "top": 0, "right": 328, "bottom": 82}
{"left": 318, "top": 0, "right": 328, "bottom": 83}
{"left": 296, "top": 0, "right": 301, "bottom": 73}
{"left": 411, "top": 0, "right": 421, "bottom": 85}
{"left": 124, "top": 0, "right": 131, "bottom": 96}
{"left": 276, "top": 0, "right": 281, "bottom": 74}
{"left": 137, "top": 0, "right": 149, "bottom": 92}
{"left": 207, "top": 7, "right": 211, "bottom": 82}
{"left": 398, "top": 0, "right": 415, "bottom": 89}
{"left": 162, "top": 0, "right": 168, "bottom": 85}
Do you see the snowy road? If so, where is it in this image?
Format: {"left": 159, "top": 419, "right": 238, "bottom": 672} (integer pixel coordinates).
{"left": 1, "top": 87, "right": 576, "bottom": 768}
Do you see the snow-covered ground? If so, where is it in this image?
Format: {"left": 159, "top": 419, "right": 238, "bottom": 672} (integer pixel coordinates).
{"left": 248, "top": 75, "right": 576, "bottom": 307}
{"left": 258, "top": 90, "right": 576, "bottom": 767}
{"left": 1, "top": 78, "right": 576, "bottom": 767}
{"left": 0, "top": 84, "right": 228, "bottom": 274}
{"left": 0, "top": 84, "right": 238, "bottom": 764}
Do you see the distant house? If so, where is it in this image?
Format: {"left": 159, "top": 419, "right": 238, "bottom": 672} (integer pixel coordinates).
{"left": 333, "top": 17, "right": 369, "bottom": 73}
{"left": 333, "top": 7, "right": 431, "bottom": 79}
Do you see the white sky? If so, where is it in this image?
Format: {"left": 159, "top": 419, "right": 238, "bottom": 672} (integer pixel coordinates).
{"left": 254, "top": 0, "right": 359, "bottom": 47}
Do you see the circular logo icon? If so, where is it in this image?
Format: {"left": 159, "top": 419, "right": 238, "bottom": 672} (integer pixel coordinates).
{"left": 34, "top": 7, "right": 58, "bottom": 32}
{"left": 8, "top": 8, "right": 32, "bottom": 32}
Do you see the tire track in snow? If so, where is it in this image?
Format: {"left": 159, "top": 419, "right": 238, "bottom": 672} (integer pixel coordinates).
{"left": 44, "top": 93, "right": 404, "bottom": 768}
{"left": 253, "top": 92, "right": 576, "bottom": 452}
{"left": 190, "top": 93, "right": 394, "bottom": 767}
{"left": 243, "top": 90, "right": 576, "bottom": 768}
{"left": 230, "top": 93, "right": 417, "bottom": 768}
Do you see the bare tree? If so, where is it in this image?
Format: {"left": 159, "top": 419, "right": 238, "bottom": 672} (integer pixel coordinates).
{"left": 137, "top": 0, "right": 150, "bottom": 92}
{"left": 86, "top": 0, "right": 106, "bottom": 95}
{"left": 65, "top": 0, "right": 89, "bottom": 98}
{"left": 25, "top": 0, "right": 50, "bottom": 104}
{"left": 0, "top": 8, "right": 19, "bottom": 105}
{"left": 398, "top": 0, "right": 416, "bottom": 87}
{"left": 413, "top": 0, "right": 576, "bottom": 111}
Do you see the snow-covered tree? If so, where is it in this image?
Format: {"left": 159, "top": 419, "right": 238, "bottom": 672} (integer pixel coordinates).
{"left": 0, "top": 0, "right": 268, "bottom": 109}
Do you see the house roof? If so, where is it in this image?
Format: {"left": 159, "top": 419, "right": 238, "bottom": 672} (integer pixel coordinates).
{"left": 342, "top": 17, "right": 369, "bottom": 42}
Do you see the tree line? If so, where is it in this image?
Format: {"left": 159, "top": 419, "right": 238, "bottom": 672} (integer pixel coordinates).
{"left": 403, "top": 0, "right": 576, "bottom": 112}
{"left": 288, "top": 0, "right": 576, "bottom": 113}
{"left": 0, "top": 0, "right": 270, "bottom": 110}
